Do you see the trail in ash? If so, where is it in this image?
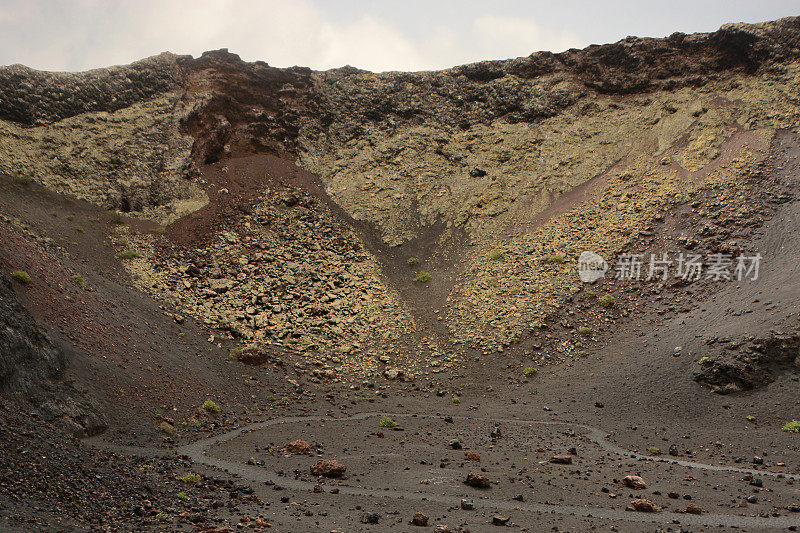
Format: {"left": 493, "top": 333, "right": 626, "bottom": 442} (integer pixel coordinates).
{"left": 90, "top": 412, "right": 800, "bottom": 529}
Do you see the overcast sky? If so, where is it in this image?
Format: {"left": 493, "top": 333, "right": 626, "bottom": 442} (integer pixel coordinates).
{"left": 0, "top": 1, "right": 797, "bottom": 73}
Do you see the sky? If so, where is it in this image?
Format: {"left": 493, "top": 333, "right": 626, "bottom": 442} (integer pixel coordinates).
{"left": 0, "top": 1, "right": 797, "bottom": 73}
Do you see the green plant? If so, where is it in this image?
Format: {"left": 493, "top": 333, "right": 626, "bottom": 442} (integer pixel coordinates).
{"left": 151, "top": 226, "right": 166, "bottom": 234}
{"left": 782, "top": 420, "right": 800, "bottom": 433}
{"left": 523, "top": 366, "right": 537, "bottom": 377}
{"left": 177, "top": 491, "right": 188, "bottom": 500}
{"left": 379, "top": 416, "right": 397, "bottom": 428}
{"left": 547, "top": 253, "right": 565, "bottom": 264}
{"left": 115, "top": 250, "right": 140, "bottom": 260}
{"left": 407, "top": 257, "right": 420, "bottom": 266}
{"left": 73, "top": 225, "right": 85, "bottom": 233}
{"left": 698, "top": 356, "right": 710, "bottom": 365}
{"left": 584, "top": 291, "right": 597, "bottom": 300}
{"left": 488, "top": 249, "right": 505, "bottom": 261}
{"left": 138, "top": 464, "right": 153, "bottom": 471}
{"left": 66, "top": 214, "right": 75, "bottom": 221}
{"left": 155, "top": 512, "right": 166, "bottom": 520}
{"left": 180, "top": 472, "right": 200, "bottom": 484}
{"left": 598, "top": 294, "right": 616, "bottom": 307}
{"left": 72, "top": 274, "right": 85, "bottom": 287}
{"left": 107, "top": 212, "right": 124, "bottom": 225}
{"left": 647, "top": 446, "right": 661, "bottom": 455}
{"left": 10, "top": 270, "right": 31, "bottom": 284}
{"left": 452, "top": 395, "right": 460, "bottom": 404}
{"left": 577, "top": 326, "right": 592, "bottom": 335}
{"left": 202, "top": 399, "right": 220, "bottom": 413}
{"left": 413, "top": 271, "right": 432, "bottom": 283}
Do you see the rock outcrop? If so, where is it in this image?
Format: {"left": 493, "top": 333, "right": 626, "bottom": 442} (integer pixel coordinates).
{"left": 4, "top": 17, "right": 800, "bottom": 362}
{"left": 0, "top": 272, "right": 105, "bottom": 435}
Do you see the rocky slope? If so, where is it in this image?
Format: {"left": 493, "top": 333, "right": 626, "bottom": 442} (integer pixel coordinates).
{"left": 2, "top": 17, "right": 800, "bottom": 375}
{"left": 0, "top": 271, "right": 104, "bottom": 436}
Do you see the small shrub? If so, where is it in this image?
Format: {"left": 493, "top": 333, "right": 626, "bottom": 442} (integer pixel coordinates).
{"left": 413, "top": 271, "right": 432, "bottom": 283}
{"left": 488, "top": 249, "right": 505, "bottom": 261}
{"left": 176, "top": 491, "right": 188, "bottom": 500}
{"left": 577, "top": 326, "right": 592, "bottom": 335}
{"left": 155, "top": 512, "right": 166, "bottom": 519}
{"left": 584, "top": 291, "right": 597, "bottom": 300}
{"left": 72, "top": 274, "right": 85, "bottom": 287}
{"left": 138, "top": 464, "right": 152, "bottom": 471}
{"left": 407, "top": 257, "right": 420, "bottom": 266}
{"left": 698, "top": 356, "right": 710, "bottom": 365}
{"left": 10, "top": 270, "right": 31, "bottom": 284}
{"left": 523, "top": 366, "right": 537, "bottom": 377}
{"left": 647, "top": 446, "right": 661, "bottom": 455}
{"left": 782, "top": 420, "right": 800, "bottom": 433}
{"left": 547, "top": 253, "right": 565, "bottom": 264}
{"left": 598, "top": 294, "right": 616, "bottom": 307}
{"left": 202, "top": 399, "right": 220, "bottom": 413}
{"left": 180, "top": 472, "right": 200, "bottom": 484}
{"left": 452, "top": 395, "right": 460, "bottom": 404}
{"left": 379, "top": 416, "right": 397, "bottom": 428}
{"left": 151, "top": 226, "right": 166, "bottom": 235}
{"left": 115, "top": 250, "right": 140, "bottom": 260}
{"left": 73, "top": 225, "right": 85, "bottom": 233}
{"left": 66, "top": 214, "right": 75, "bottom": 221}
{"left": 107, "top": 212, "right": 124, "bottom": 225}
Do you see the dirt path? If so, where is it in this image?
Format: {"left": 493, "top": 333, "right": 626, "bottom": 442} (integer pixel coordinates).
{"left": 88, "top": 412, "right": 800, "bottom": 529}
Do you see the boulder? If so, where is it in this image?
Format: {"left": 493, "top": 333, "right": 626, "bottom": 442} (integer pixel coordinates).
{"left": 411, "top": 512, "right": 428, "bottom": 526}
{"left": 622, "top": 475, "right": 646, "bottom": 489}
{"left": 310, "top": 459, "right": 346, "bottom": 478}
{"left": 464, "top": 472, "right": 491, "bottom": 488}
{"left": 285, "top": 439, "right": 310, "bottom": 455}
{"left": 629, "top": 498, "right": 659, "bottom": 512}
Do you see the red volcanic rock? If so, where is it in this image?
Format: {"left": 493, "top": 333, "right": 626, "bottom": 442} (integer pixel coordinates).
{"left": 285, "top": 439, "right": 310, "bottom": 455}
{"left": 629, "top": 498, "right": 659, "bottom": 512}
{"left": 685, "top": 503, "right": 703, "bottom": 515}
{"left": 310, "top": 459, "right": 347, "bottom": 478}
{"left": 464, "top": 472, "right": 491, "bottom": 488}
{"left": 622, "top": 475, "right": 647, "bottom": 490}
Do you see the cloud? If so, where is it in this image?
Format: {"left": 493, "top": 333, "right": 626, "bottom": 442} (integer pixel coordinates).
{"left": 472, "top": 15, "right": 582, "bottom": 58}
{"left": 0, "top": 0, "right": 583, "bottom": 72}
